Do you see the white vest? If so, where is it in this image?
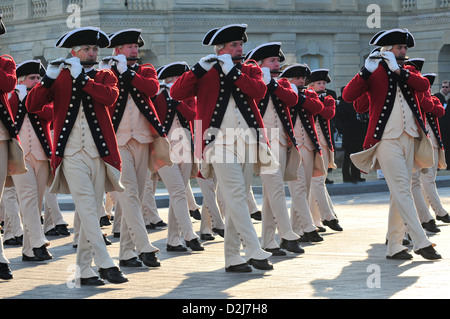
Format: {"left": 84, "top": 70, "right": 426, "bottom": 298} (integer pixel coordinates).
{"left": 294, "top": 114, "right": 315, "bottom": 151}
{"left": 383, "top": 86, "right": 419, "bottom": 139}
{"left": 18, "top": 114, "right": 47, "bottom": 161}
{"left": 64, "top": 103, "right": 100, "bottom": 159}
{"left": 116, "top": 94, "right": 153, "bottom": 146}
{"left": 263, "top": 98, "right": 287, "bottom": 146}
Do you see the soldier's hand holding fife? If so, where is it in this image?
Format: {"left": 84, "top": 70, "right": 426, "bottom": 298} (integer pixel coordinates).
{"left": 199, "top": 54, "right": 217, "bottom": 71}
{"left": 364, "top": 50, "right": 381, "bottom": 73}
{"left": 217, "top": 54, "right": 234, "bottom": 75}
{"left": 381, "top": 51, "right": 399, "bottom": 72}
{"left": 47, "top": 58, "right": 66, "bottom": 79}
{"left": 64, "top": 57, "right": 83, "bottom": 79}
{"left": 261, "top": 67, "right": 271, "bottom": 85}
{"left": 99, "top": 55, "right": 127, "bottom": 73}
{"left": 112, "top": 54, "right": 128, "bottom": 74}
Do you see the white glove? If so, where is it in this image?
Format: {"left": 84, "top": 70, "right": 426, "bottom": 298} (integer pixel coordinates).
{"left": 112, "top": 54, "right": 128, "bottom": 74}
{"left": 199, "top": 54, "right": 217, "bottom": 72}
{"left": 261, "top": 67, "right": 272, "bottom": 85}
{"left": 381, "top": 51, "right": 399, "bottom": 72}
{"left": 217, "top": 54, "right": 234, "bottom": 75}
{"left": 98, "top": 57, "right": 113, "bottom": 70}
{"left": 364, "top": 51, "right": 381, "bottom": 73}
{"left": 64, "top": 57, "right": 82, "bottom": 78}
{"left": 15, "top": 84, "right": 28, "bottom": 101}
{"left": 290, "top": 83, "right": 299, "bottom": 94}
{"left": 46, "top": 58, "right": 65, "bottom": 79}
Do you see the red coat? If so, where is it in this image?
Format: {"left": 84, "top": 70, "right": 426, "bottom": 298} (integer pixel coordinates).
{"left": 316, "top": 94, "right": 336, "bottom": 151}
{"left": 9, "top": 91, "right": 53, "bottom": 158}
{"left": 170, "top": 60, "right": 268, "bottom": 155}
{"left": 290, "top": 88, "right": 324, "bottom": 153}
{"left": 153, "top": 89, "right": 196, "bottom": 135}
{"left": 0, "top": 55, "right": 19, "bottom": 140}
{"left": 26, "top": 68, "right": 121, "bottom": 174}
{"left": 343, "top": 62, "right": 430, "bottom": 149}
{"left": 419, "top": 91, "right": 445, "bottom": 150}
{"left": 257, "top": 77, "right": 298, "bottom": 147}
{"left": 109, "top": 63, "right": 165, "bottom": 137}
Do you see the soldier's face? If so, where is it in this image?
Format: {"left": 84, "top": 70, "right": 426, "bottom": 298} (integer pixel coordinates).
{"left": 311, "top": 80, "right": 327, "bottom": 92}
{"left": 290, "top": 76, "right": 306, "bottom": 88}
{"left": 260, "top": 56, "right": 281, "bottom": 76}
{"left": 72, "top": 45, "right": 99, "bottom": 63}
{"left": 219, "top": 40, "right": 244, "bottom": 60}
{"left": 21, "top": 74, "right": 41, "bottom": 89}
{"left": 390, "top": 44, "right": 408, "bottom": 60}
{"left": 116, "top": 43, "right": 139, "bottom": 65}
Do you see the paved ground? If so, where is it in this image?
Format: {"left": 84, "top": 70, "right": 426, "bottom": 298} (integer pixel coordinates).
{"left": 2, "top": 175, "right": 450, "bottom": 307}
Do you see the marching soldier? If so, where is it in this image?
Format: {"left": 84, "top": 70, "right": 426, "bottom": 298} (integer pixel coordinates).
{"left": 420, "top": 73, "right": 450, "bottom": 224}
{"left": 402, "top": 59, "right": 444, "bottom": 233}
{"left": 408, "top": 68, "right": 450, "bottom": 230}
{"left": 307, "top": 69, "right": 342, "bottom": 232}
{"left": 26, "top": 27, "right": 128, "bottom": 285}
{"left": 9, "top": 60, "right": 53, "bottom": 262}
{"left": 245, "top": 42, "right": 304, "bottom": 255}
{"left": 153, "top": 61, "right": 203, "bottom": 252}
{"left": 280, "top": 63, "right": 327, "bottom": 242}
{"left": 171, "top": 23, "right": 277, "bottom": 272}
{"left": 102, "top": 28, "right": 166, "bottom": 268}
{"left": 343, "top": 28, "right": 441, "bottom": 260}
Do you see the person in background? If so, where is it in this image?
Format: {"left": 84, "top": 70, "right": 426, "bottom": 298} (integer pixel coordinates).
{"left": 171, "top": 24, "right": 276, "bottom": 272}
{"left": 335, "top": 86, "right": 368, "bottom": 183}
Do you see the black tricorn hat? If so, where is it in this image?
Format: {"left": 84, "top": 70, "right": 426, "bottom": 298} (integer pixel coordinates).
{"left": 16, "top": 60, "right": 46, "bottom": 77}
{"left": 0, "top": 14, "right": 5, "bottom": 35}
{"left": 369, "top": 28, "right": 415, "bottom": 48}
{"left": 202, "top": 24, "right": 248, "bottom": 46}
{"left": 108, "top": 29, "right": 145, "bottom": 48}
{"left": 422, "top": 73, "right": 436, "bottom": 86}
{"left": 157, "top": 61, "right": 190, "bottom": 80}
{"left": 55, "top": 27, "right": 110, "bottom": 48}
{"left": 404, "top": 58, "right": 425, "bottom": 72}
{"left": 279, "top": 63, "right": 311, "bottom": 78}
{"left": 245, "top": 42, "right": 285, "bottom": 63}
{"left": 306, "top": 69, "right": 331, "bottom": 84}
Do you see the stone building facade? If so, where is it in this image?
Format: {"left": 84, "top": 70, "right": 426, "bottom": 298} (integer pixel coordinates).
{"left": 0, "top": 0, "right": 449, "bottom": 93}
